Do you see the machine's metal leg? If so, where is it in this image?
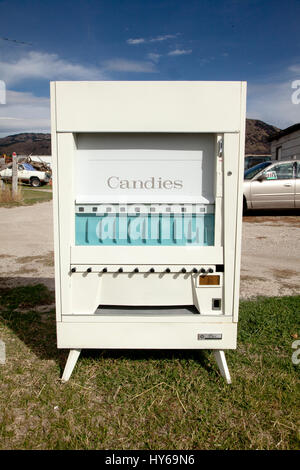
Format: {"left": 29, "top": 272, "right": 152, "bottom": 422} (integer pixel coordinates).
{"left": 213, "top": 350, "right": 232, "bottom": 384}
{"left": 0, "top": 340, "right": 5, "bottom": 364}
{"left": 61, "top": 349, "right": 81, "bottom": 382}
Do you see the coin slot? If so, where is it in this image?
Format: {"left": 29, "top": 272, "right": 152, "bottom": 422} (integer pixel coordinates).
{"left": 212, "top": 298, "right": 221, "bottom": 310}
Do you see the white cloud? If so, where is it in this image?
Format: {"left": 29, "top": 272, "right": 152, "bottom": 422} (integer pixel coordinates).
{"left": 0, "top": 49, "right": 159, "bottom": 136}
{"left": 126, "top": 33, "right": 180, "bottom": 45}
{"left": 0, "top": 90, "right": 50, "bottom": 136}
{"left": 168, "top": 49, "right": 192, "bottom": 56}
{"left": 288, "top": 64, "right": 300, "bottom": 73}
{"left": 126, "top": 38, "right": 145, "bottom": 45}
{"left": 103, "top": 59, "right": 157, "bottom": 73}
{"left": 0, "top": 51, "right": 106, "bottom": 86}
{"left": 247, "top": 79, "right": 300, "bottom": 128}
{"left": 2, "top": 48, "right": 299, "bottom": 138}
{"left": 147, "top": 53, "right": 161, "bottom": 63}
{"left": 149, "top": 34, "right": 179, "bottom": 43}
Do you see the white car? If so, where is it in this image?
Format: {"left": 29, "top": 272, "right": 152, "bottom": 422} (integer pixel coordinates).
{"left": 243, "top": 160, "right": 300, "bottom": 210}
{"left": 0, "top": 162, "right": 51, "bottom": 187}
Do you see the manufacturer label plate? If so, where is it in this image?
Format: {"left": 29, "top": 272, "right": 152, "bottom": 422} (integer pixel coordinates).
{"left": 197, "top": 333, "right": 222, "bottom": 340}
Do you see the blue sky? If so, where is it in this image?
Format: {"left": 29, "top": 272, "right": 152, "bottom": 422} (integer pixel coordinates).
{"left": 0, "top": 0, "right": 299, "bottom": 136}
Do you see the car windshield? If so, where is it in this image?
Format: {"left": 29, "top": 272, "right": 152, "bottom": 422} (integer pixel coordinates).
{"left": 244, "top": 161, "right": 272, "bottom": 180}
{"left": 23, "top": 163, "right": 36, "bottom": 171}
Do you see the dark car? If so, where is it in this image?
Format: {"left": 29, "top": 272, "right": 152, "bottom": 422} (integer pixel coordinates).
{"left": 244, "top": 155, "right": 271, "bottom": 170}
{"left": 244, "top": 161, "right": 273, "bottom": 180}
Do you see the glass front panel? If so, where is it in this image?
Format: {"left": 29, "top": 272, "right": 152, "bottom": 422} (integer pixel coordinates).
{"left": 74, "top": 133, "right": 216, "bottom": 246}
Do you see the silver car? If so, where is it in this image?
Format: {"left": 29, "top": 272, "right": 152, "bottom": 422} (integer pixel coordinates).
{"left": 243, "top": 160, "right": 300, "bottom": 210}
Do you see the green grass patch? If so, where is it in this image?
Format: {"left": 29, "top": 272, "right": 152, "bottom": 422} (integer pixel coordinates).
{"left": 28, "top": 184, "right": 52, "bottom": 191}
{"left": 21, "top": 187, "right": 52, "bottom": 202}
{"left": 0, "top": 184, "right": 52, "bottom": 207}
{"left": 0, "top": 287, "right": 299, "bottom": 450}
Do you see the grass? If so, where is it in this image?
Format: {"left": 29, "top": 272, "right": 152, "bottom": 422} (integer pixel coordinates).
{"left": 31, "top": 185, "right": 52, "bottom": 191}
{"left": 0, "top": 186, "right": 23, "bottom": 204}
{"left": 0, "top": 285, "right": 299, "bottom": 450}
{"left": 0, "top": 184, "right": 52, "bottom": 207}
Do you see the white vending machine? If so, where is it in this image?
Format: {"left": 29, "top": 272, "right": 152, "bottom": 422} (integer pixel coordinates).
{"left": 50, "top": 81, "right": 246, "bottom": 383}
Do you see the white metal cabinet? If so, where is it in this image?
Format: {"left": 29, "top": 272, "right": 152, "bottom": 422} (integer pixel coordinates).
{"left": 50, "top": 81, "right": 247, "bottom": 383}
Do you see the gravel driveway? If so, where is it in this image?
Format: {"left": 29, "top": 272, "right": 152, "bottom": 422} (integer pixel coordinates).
{"left": 0, "top": 201, "right": 299, "bottom": 299}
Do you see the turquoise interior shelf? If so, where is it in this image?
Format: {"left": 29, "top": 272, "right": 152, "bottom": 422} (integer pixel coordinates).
{"left": 75, "top": 213, "right": 215, "bottom": 246}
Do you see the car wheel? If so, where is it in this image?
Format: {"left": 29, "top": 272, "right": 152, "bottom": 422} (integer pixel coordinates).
{"left": 30, "top": 177, "right": 41, "bottom": 187}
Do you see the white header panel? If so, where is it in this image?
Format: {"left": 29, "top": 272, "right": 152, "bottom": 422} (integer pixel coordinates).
{"left": 53, "top": 81, "right": 245, "bottom": 133}
{"left": 75, "top": 133, "right": 215, "bottom": 204}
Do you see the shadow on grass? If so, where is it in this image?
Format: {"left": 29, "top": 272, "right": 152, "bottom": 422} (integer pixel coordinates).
{"left": 0, "top": 277, "right": 213, "bottom": 376}
{"left": 0, "top": 277, "right": 65, "bottom": 373}
{"left": 80, "top": 348, "right": 212, "bottom": 371}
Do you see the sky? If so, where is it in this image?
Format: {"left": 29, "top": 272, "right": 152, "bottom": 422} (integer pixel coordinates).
{"left": 0, "top": 0, "right": 300, "bottom": 137}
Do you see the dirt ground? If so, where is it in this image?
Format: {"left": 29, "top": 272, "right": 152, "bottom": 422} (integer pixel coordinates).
{"left": 0, "top": 201, "right": 299, "bottom": 299}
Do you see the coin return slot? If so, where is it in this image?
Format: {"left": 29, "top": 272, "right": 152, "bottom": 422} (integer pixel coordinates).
{"left": 212, "top": 299, "right": 221, "bottom": 310}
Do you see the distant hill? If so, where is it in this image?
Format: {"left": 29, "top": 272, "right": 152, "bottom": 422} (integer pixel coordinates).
{"left": 245, "top": 119, "right": 280, "bottom": 155}
{"left": 0, "top": 133, "right": 51, "bottom": 155}
{"left": 0, "top": 119, "right": 281, "bottom": 156}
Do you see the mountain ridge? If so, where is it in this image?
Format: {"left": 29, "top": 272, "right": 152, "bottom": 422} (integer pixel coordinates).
{"left": 0, "top": 119, "right": 281, "bottom": 156}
